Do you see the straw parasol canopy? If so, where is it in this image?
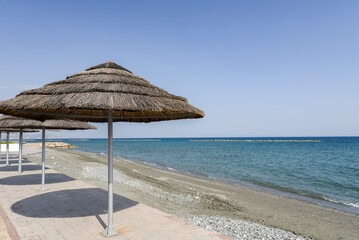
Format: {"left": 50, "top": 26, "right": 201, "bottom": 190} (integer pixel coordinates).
{"left": 0, "top": 115, "right": 97, "bottom": 130}
{"left": 0, "top": 61, "right": 204, "bottom": 236}
{"left": 0, "top": 115, "right": 97, "bottom": 183}
{"left": 0, "top": 61, "right": 204, "bottom": 122}
{"left": 0, "top": 128, "right": 39, "bottom": 133}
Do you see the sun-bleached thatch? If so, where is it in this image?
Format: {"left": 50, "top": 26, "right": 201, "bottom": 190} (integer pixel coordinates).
{"left": 0, "top": 61, "right": 204, "bottom": 122}
{"left": 0, "top": 115, "right": 97, "bottom": 130}
{"left": 0, "top": 128, "right": 39, "bottom": 133}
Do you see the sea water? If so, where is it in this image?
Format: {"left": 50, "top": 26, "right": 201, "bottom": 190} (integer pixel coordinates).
{"left": 31, "top": 137, "right": 359, "bottom": 214}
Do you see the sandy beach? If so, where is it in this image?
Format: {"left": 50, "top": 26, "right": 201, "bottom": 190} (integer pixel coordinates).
{"left": 22, "top": 145, "right": 359, "bottom": 240}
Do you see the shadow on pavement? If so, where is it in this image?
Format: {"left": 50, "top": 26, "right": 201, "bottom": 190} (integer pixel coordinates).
{"left": 0, "top": 160, "right": 31, "bottom": 165}
{"left": 0, "top": 154, "right": 19, "bottom": 158}
{"left": 0, "top": 173, "right": 74, "bottom": 185}
{"left": 11, "top": 188, "right": 138, "bottom": 218}
{"left": 0, "top": 165, "right": 43, "bottom": 172}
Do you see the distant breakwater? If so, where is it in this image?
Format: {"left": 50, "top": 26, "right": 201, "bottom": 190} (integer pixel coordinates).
{"left": 114, "top": 140, "right": 161, "bottom": 142}
{"left": 190, "top": 139, "right": 321, "bottom": 142}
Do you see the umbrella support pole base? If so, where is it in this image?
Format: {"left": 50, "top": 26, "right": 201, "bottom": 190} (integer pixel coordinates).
{"left": 40, "top": 186, "right": 46, "bottom": 191}
{"left": 16, "top": 172, "right": 22, "bottom": 175}
{"left": 102, "top": 225, "right": 119, "bottom": 237}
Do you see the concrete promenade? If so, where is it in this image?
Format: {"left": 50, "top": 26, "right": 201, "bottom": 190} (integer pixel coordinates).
{"left": 0, "top": 152, "right": 229, "bottom": 240}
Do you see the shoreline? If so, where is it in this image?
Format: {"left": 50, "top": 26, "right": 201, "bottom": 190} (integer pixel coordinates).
{"left": 61, "top": 143, "right": 359, "bottom": 216}
{"left": 23, "top": 145, "right": 359, "bottom": 240}
{"left": 97, "top": 150, "right": 359, "bottom": 216}
{"left": 23, "top": 136, "right": 359, "bottom": 213}
{"left": 109, "top": 152, "right": 359, "bottom": 215}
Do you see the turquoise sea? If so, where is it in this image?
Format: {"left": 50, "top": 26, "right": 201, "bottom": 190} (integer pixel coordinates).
{"left": 29, "top": 137, "right": 359, "bottom": 214}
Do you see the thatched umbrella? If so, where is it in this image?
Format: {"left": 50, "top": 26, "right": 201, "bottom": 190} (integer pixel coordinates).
{"left": 0, "top": 115, "right": 97, "bottom": 189}
{"left": 0, "top": 61, "right": 204, "bottom": 236}
{"left": 0, "top": 128, "right": 38, "bottom": 166}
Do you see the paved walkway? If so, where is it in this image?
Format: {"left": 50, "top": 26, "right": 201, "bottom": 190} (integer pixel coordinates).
{"left": 0, "top": 153, "right": 230, "bottom": 240}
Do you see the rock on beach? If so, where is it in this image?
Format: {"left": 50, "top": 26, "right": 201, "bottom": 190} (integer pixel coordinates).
{"left": 25, "top": 142, "right": 77, "bottom": 149}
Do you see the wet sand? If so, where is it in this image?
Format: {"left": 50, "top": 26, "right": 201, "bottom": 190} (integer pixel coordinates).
{"left": 23, "top": 145, "right": 359, "bottom": 240}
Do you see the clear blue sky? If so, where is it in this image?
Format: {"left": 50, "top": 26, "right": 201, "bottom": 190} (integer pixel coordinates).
{"left": 0, "top": 0, "right": 358, "bottom": 138}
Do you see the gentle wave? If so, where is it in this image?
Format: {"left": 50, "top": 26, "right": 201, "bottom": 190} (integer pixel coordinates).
{"left": 347, "top": 202, "right": 359, "bottom": 208}
{"left": 323, "top": 197, "right": 359, "bottom": 209}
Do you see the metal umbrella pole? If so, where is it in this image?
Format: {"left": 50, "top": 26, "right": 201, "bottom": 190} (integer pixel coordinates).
{"left": 40, "top": 127, "right": 46, "bottom": 191}
{"left": 103, "top": 110, "right": 119, "bottom": 237}
{"left": 17, "top": 128, "right": 23, "bottom": 175}
{"left": 6, "top": 131, "right": 10, "bottom": 166}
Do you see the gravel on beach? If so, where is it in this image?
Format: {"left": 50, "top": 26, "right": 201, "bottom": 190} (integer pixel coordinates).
{"left": 180, "top": 215, "right": 309, "bottom": 240}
